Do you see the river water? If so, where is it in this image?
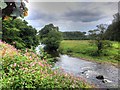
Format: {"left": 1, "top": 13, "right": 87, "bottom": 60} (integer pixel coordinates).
{"left": 53, "top": 55, "right": 119, "bottom": 88}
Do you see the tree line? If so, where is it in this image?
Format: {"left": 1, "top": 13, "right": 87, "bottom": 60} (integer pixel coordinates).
{"left": 62, "top": 31, "right": 87, "bottom": 40}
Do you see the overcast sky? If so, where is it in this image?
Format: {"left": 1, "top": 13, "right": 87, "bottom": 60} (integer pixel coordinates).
{"left": 24, "top": 1, "right": 118, "bottom": 32}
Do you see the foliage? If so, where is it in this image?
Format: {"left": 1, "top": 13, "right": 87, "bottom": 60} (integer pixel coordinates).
{"left": 0, "top": 29, "right": 1, "bottom": 39}
{"left": 88, "top": 24, "right": 108, "bottom": 55}
{"left": 104, "top": 13, "right": 120, "bottom": 41}
{"left": 2, "top": 18, "right": 40, "bottom": 49}
{"left": 59, "top": 40, "right": 119, "bottom": 66}
{"left": 0, "top": 40, "right": 92, "bottom": 89}
{"left": 39, "top": 24, "right": 62, "bottom": 52}
{"left": 1, "top": 0, "right": 28, "bottom": 20}
{"left": 62, "top": 31, "right": 87, "bottom": 40}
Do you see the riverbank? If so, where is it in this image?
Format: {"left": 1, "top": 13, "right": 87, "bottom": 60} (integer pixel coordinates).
{"left": 0, "top": 40, "right": 92, "bottom": 88}
{"left": 59, "top": 40, "right": 120, "bottom": 68}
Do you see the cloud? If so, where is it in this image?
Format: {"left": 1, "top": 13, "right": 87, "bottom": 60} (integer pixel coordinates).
{"left": 64, "top": 10, "right": 105, "bottom": 22}
{"left": 26, "top": 11, "right": 56, "bottom": 21}
{"left": 25, "top": 2, "right": 118, "bottom": 32}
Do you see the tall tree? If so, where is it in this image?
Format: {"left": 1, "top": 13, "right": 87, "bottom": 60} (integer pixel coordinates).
{"left": 39, "top": 24, "right": 62, "bottom": 52}
{"left": 105, "top": 13, "right": 120, "bottom": 41}
{"left": 2, "top": 19, "right": 39, "bottom": 49}
{"left": 88, "top": 24, "right": 108, "bottom": 56}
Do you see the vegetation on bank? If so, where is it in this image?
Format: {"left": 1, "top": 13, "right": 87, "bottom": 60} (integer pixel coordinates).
{"left": 59, "top": 40, "right": 120, "bottom": 67}
{"left": 0, "top": 40, "right": 92, "bottom": 88}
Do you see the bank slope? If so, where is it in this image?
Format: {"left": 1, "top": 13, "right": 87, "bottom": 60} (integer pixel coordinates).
{"left": 0, "top": 40, "right": 92, "bottom": 88}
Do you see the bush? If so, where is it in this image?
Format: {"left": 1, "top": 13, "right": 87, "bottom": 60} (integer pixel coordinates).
{"left": 66, "top": 48, "right": 73, "bottom": 53}
{"left": 39, "top": 24, "right": 62, "bottom": 52}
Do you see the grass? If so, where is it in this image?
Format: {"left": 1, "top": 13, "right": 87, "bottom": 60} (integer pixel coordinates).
{"left": 59, "top": 40, "right": 120, "bottom": 67}
{"left": 0, "top": 40, "right": 92, "bottom": 88}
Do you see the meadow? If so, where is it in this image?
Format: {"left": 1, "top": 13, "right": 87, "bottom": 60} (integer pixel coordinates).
{"left": 59, "top": 40, "right": 120, "bottom": 67}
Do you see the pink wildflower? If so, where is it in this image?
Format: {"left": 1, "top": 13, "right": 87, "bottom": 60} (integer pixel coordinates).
{"left": 30, "top": 62, "right": 36, "bottom": 67}
{"left": 38, "top": 62, "right": 44, "bottom": 67}
{"left": 54, "top": 71, "right": 57, "bottom": 75}
{"left": 13, "top": 63, "right": 17, "bottom": 67}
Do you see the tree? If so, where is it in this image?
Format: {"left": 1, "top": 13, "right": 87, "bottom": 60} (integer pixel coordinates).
{"left": 88, "top": 29, "right": 99, "bottom": 40}
{"left": 88, "top": 24, "right": 108, "bottom": 56}
{"left": 104, "top": 13, "right": 120, "bottom": 41}
{"left": 95, "top": 24, "right": 108, "bottom": 55}
{"left": 2, "top": 18, "right": 39, "bottom": 49}
{"left": 39, "top": 24, "right": 62, "bottom": 52}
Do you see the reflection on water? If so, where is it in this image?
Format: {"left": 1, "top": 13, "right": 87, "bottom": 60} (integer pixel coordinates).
{"left": 54, "top": 55, "right": 119, "bottom": 88}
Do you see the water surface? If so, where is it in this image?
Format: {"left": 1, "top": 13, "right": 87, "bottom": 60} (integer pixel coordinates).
{"left": 54, "top": 55, "right": 119, "bottom": 88}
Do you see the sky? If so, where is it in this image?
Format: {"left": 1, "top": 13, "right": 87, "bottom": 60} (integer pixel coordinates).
{"left": 24, "top": 0, "right": 119, "bottom": 32}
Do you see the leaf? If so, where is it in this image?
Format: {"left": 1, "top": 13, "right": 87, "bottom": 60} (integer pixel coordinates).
{"left": 0, "top": 0, "right": 7, "bottom": 9}
{"left": 10, "top": 7, "right": 23, "bottom": 17}
{"left": 15, "top": 2, "right": 21, "bottom": 8}
{"left": 21, "top": 2, "right": 26, "bottom": 9}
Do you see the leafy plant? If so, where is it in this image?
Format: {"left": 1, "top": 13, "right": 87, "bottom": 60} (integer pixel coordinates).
{"left": 1, "top": 0, "right": 28, "bottom": 20}
{"left": 0, "top": 40, "right": 92, "bottom": 89}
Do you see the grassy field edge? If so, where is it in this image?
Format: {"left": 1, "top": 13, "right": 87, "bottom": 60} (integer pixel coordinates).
{"left": 59, "top": 40, "right": 120, "bottom": 68}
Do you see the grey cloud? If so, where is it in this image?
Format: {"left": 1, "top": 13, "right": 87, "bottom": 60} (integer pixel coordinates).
{"left": 26, "top": 10, "right": 57, "bottom": 21}
{"left": 25, "top": 2, "right": 117, "bottom": 32}
{"left": 64, "top": 9, "right": 106, "bottom": 22}
{"left": 26, "top": 2, "right": 117, "bottom": 22}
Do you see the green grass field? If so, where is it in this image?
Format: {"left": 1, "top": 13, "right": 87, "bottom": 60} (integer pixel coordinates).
{"left": 59, "top": 40, "right": 120, "bottom": 67}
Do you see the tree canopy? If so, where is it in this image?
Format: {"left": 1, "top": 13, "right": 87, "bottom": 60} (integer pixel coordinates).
{"left": 2, "top": 18, "right": 39, "bottom": 49}
{"left": 104, "top": 13, "right": 120, "bottom": 41}
{"left": 39, "top": 24, "right": 62, "bottom": 52}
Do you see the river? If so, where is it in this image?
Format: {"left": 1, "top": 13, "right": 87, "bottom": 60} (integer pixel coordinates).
{"left": 53, "top": 55, "right": 119, "bottom": 88}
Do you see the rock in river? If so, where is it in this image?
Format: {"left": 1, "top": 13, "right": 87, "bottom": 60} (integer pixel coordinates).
{"left": 96, "top": 75, "right": 104, "bottom": 80}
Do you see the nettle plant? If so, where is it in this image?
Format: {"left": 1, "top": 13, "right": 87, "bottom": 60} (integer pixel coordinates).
{"left": 0, "top": 0, "right": 28, "bottom": 20}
